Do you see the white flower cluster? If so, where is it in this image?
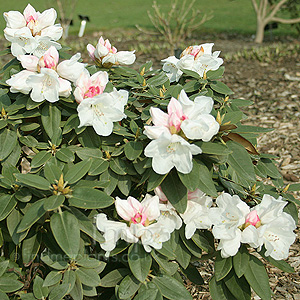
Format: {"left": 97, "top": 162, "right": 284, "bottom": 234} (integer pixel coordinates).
{"left": 7, "top": 46, "right": 85, "bottom": 102}
{"left": 87, "top": 36, "right": 136, "bottom": 68}
{"left": 97, "top": 190, "right": 296, "bottom": 260}
{"left": 210, "top": 193, "right": 296, "bottom": 260}
{"left": 3, "top": 4, "right": 63, "bottom": 57}
{"left": 4, "top": 5, "right": 135, "bottom": 137}
{"left": 144, "top": 90, "right": 220, "bottom": 174}
{"left": 162, "top": 43, "right": 223, "bottom": 82}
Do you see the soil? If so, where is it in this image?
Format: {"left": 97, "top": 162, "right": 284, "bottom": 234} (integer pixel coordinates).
{"left": 1, "top": 29, "right": 300, "bottom": 299}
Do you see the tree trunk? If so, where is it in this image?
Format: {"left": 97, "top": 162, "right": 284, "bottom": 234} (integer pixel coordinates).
{"left": 254, "top": 18, "right": 266, "bottom": 43}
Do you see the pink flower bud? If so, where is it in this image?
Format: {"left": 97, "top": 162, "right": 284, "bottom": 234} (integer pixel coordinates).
{"left": 245, "top": 210, "right": 261, "bottom": 228}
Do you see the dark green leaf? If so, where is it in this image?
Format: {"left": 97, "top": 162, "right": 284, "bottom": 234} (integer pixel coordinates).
{"left": 181, "top": 264, "right": 204, "bottom": 285}
{"left": 22, "top": 232, "right": 41, "bottom": 265}
{"left": 17, "top": 199, "right": 46, "bottom": 233}
{"left": 209, "top": 276, "right": 237, "bottom": 300}
{"left": 124, "top": 141, "right": 143, "bottom": 160}
{"left": 33, "top": 275, "right": 49, "bottom": 299}
{"left": 48, "top": 283, "right": 70, "bottom": 300}
{"left": 118, "top": 275, "right": 141, "bottom": 299}
{"left": 244, "top": 255, "right": 271, "bottom": 300}
{"left": 215, "top": 254, "right": 232, "bottom": 281}
{"left": 128, "top": 243, "right": 152, "bottom": 282}
{"left": 31, "top": 151, "right": 52, "bottom": 168}
{"left": 100, "top": 269, "right": 130, "bottom": 287}
{"left": 76, "top": 267, "right": 101, "bottom": 287}
{"left": 151, "top": 251, "right": 178, "bottom": 275}
{"left": 50, "top": 211, "right": 80, "bottom": 259}
{"left": 7, "top": 208, "right": 28, "bottom": 244}
{"left": 14, "top": 173, "right": 51, "bottom": 190}
{"left": 0, "top": 194, "right": 17, "bottom": 221}
{"left": 0, "top": 277, "right": 23, "bottom": 293}
{"left": 88, "top": 158, "right": 109, "bottom": 175}
{"left": 70, "top": 187, "right": 114, "bottom": 209}
{"left": 0, "top": 129, "right": 17, "bottom": 161}
{"left": 192, "top": 231, "right": 214, "bottom": 253}
{"left": 161, "top": 171, "right": 187, "bottom": 214}
{"left": 69, "top": 207, "right": 104, "bottom": 243}
{"left": 110, "top": 158, "right": 127, "bottom": 175}
{"left": 65, "top": 159, "right": 92, "bottom": 184}
{"left": 152, "top": 274, "right": 193, "bottom": 300}
{"left": 210, "top": 81, "right": 234, "bottom": 95}
{"left": 56, "top": 148, "right": 75, "bottom": 163}
{"left": 233, "top": 245, "right": 250, "bottom": 278}
{"left": 43, "top": 271, "right": 63, "bottom": 287}
{"left": 44, "top": 195, "right": 65, "bottom": 211}
{"left": 147, "top": 170, "right": 167, "bottom": 192}
{"left": 41, "top": 103, "right": 62, "bottom": 144}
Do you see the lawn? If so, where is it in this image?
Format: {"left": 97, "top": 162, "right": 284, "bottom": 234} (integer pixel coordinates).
{"left": 0, "top": 0, "right": 298, "bottom": 37}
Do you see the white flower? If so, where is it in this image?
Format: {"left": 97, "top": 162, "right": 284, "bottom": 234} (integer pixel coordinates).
{"left": 96, "top": 195, "right": 174, "bottom": 255}
{"left": 74, "top": 69, "right": 108, "bottom": 103}
{"left": 180, "top": 189, "right": 213, "bottom": 239}
{"left": 77, "top": 88, "right": 128, "bottom": 136}
{"left": 6, "top": 70, "right": 34, "bottom": 94}
{"left": 56, "top": 53, "right": 86, "bottom": 83}
{"left": 144, "top": 131, "right": 202, "bottom": 174}
{"left": 3, "top": 4, "right": 62, "bottom": 57}
{"left": 161, "top": 43, "right": 223, "bottom": 79}
{"left": 87, "top": 36, "right": 135, "bottom": 68}
{"left": 210, "top": 193, "right": 250, "bottom": 258}
{"left": 26, "top": 68, "right": 60, "bottom": 103}
{"left": 144, "top": 90, "right": 219, "bottom": 142}
{"left": 251, "top": 195, "right": 296, "bottom": 260}
{"left": 178, "top": 43, "right": 223, "bottom": 77}
{"left": 211, "top": 193, "right": 297, "bottom": 260}
{"left": 161, "top": 56, "right": 183, "bottom": 83}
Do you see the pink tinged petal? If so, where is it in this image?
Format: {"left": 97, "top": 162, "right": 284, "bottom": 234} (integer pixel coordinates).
{"left": 41, "top": 46, "right": 59, "bottom": 69}
{"left": 115, "top": 51, "right": 136, "bottom": 65}
{"left": 91, "top": 71, "right": 109, "bottom": 88}
{"left": 167, "top": 97, "right": 184, "bottom": 119}
{"left": 154, "top": 186, "right": 168, "bottom": 202}
{"left": 87, "top": 44, "right": 96, "bottom": 60}
{"left": 150, "top": 107, "right": 169, "bottom": 127}
{"left": 58, "top": 78, "right": 71, "bottom": 98}
{"left": 115, "top": 197, "right": 136, "bottom": 221}
{"left": 141, "top": 195, "right": 160, "bottom": 221}
{"left": 3, "top": 11, "right": 26, "bottom": 29}
{"left": 23, "top": 4, "right": 37, "bottom": 22}
{"left": 245, "top": 210, "right": 261, "bottom": 227}
{"left": 18, "top": 54, "right": 39, "bottom": 71}
{"left": 73, "top": 87, "right": 84, "bottom": 103}
{"left": 40, "top": 24, "right": 63, "bottom": 41}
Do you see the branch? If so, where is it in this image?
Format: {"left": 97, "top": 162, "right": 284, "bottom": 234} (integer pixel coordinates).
{"left": 271, "top": 16, "right": 300, "bottom": 24}
{"left": 268, "top": 0, "right": 288, "bottom": 19}
{"left": 250, "top": 0, "right": 259, "bottom": 13}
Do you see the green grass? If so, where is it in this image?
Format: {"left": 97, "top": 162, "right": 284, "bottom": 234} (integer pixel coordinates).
{"left": 0, "top": 0, "right": 298, "bottom": 37}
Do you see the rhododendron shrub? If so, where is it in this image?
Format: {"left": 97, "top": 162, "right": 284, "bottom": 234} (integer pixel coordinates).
{"left": 0, "top": 4, "right": 299, "bottom": 300}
